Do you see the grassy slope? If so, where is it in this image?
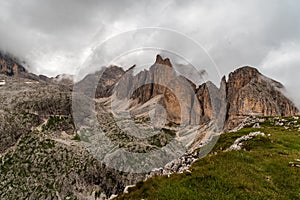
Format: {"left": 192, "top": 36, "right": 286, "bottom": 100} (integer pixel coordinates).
{"left": 118, "top": 117, "right": 300, "bottom": 200}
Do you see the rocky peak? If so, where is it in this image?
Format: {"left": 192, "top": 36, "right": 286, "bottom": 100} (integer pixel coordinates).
{"left": 227, "top": 66, "right": 260, "bottom": 102}
{"left": 112, "top": 55, "right": 177, "bottom": 101}
{"left": 155, "top": 54, "right": 172, "bottom": 67}
{"left": 78, "top": 55, "right": 298, "bottom": 131}
{"left": 229, "top": 66, "right": 260, "bottom": 78}
{"left": 225, "top": 66, "right": 298, "bottom": 130}
{"left": 74, "top": 65, "right": 125, "bottom": 98}
{"left": 95, "top": 65, "right": 125, "bottom": 98}
{"left": 0, "top": 51, "right": 53, "bottom": 82}
{"left": 0, "top": 51, "right": 27, "bottom": 77}
{"left": 105, "top": 55, "right": 199, "bottom": 125}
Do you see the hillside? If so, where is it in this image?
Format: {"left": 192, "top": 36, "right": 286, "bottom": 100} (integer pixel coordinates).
{"left": 118, "top": 116, "right": 300, "bottom": 199}
{"left": 0, "top": 52, "right": 299, "bottom": 199}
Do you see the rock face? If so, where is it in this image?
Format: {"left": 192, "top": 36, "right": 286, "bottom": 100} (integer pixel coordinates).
{"left": 0, "top": 51, "right": 75, "bottom": 85}
{"left": 96, "top": 65, "right": 125, "bottom": 98}
{"left": 87, "top": 56, "right": 298, "bottom": 131}
{"left": 225, "top": 66, "right": 299, "bottom": 130}
{"left": 110, "top": 55, "right": 203, "bottom": 125}
{"left": 0, "top": 51, "right": 27, "bottom": 77}
{"left": 0, "top": 51, "right": 45, "bottom": 81}
{"left": 74, "top": 65, "right": 125, "bottom": 98}
{"left": 89, "top": 56, "right": 201, "bottom": 121}
{"left": 114, "top": 55, "right": 177, "bottom": 102}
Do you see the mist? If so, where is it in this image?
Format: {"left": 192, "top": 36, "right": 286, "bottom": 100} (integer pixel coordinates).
{"left": 0, "top": 0, "right": 299, "bottom": 107}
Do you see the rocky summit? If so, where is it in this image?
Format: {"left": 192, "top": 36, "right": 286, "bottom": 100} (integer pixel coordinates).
{"left": 0, "top": 52, "right": 299, "bottom": 199}
{"left": 225, "top": 66, "right": 298, "bottom": 130}
{"left": 82, "top": 55, "right": 298, "bottom": 131}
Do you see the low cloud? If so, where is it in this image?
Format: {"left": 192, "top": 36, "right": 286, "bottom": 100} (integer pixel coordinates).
{"left": 260, "top": 42, "right": 300, "bottom": 107}
{"left": 0, "top": 0, "right": 299, "bottom": 105}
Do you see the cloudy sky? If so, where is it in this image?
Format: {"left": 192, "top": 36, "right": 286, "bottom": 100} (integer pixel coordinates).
{"left": 0, "top": 0, "right": 299, "bottom": 106}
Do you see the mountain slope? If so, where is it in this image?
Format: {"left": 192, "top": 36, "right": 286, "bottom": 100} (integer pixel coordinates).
{"left": 0, "top": 53, "right": 299, "bottom": 199}
{"left": 118, "top": 116, "right": 300, "bottom": 199}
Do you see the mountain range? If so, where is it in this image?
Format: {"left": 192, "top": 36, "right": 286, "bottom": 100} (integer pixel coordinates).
{"left": 0, "top": 51, "right": 298, "bottom": 199}
{"left": 76, "top": 54, "right": 298, "bottom": 130}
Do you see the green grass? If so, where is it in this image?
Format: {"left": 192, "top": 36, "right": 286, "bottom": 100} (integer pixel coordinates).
{"left": 72, "top": 134, "right": 81, "bottom": 141}
{"left": 118, "top": 117, "right": 300, "bottom": 200}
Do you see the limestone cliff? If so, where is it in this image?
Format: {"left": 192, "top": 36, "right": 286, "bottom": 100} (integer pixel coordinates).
{"left": 225, "top": 66, "right": 299, "bottom": 129}
{"left": 110, "top": 55, "right": 201, "bottom": 125}
{"left": 90, "top": 56, "right": 298, "bottom": 131}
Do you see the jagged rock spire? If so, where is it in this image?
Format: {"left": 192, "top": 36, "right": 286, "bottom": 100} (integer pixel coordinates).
{"left": 155, "top": 54, "right": 172, "bottom": 67}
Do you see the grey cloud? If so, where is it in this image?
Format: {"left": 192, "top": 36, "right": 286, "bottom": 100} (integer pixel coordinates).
{"left": 0, "top": 0, "right": 300, "bottom": 106}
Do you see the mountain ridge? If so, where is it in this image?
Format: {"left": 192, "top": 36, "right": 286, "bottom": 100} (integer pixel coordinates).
{"left": 79, "top": 55, "right": 298, "bottom": 130}
{"left": 1, "top": 50, "right": 298, "bottom": 131}
{"left": 0, "top": 51, "right": 299, "bottom": 199}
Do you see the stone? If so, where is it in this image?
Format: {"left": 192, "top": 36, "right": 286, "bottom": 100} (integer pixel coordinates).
{"left": 227, "top": 131, "right": 265, "bottom": 151}
{"left": 252, "top": 123, "right": 261, "bottom": 128}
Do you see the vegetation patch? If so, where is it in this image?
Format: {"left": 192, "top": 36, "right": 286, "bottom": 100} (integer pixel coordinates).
{"left": 72, "top": 134, "right": 81, "bottom": 141}
{"left": 42, "top": 115, "right": 74, "bottom": 133}
{"left": 118, "top": 116, "right": 300, "bottom": 199}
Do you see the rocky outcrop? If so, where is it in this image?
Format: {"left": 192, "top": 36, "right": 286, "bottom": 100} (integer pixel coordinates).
{"left": 74, "top": 65, "right": 125, "bottom": 98}
{"left": 0, "top": 51, "right": 27, "bottom": 77}
{"left": 85, "top": 56, "right": 298, "bottom": 131}
{"left": 0, "top": 51, "right": 76, "bottom": 86}
{"left": 111, "top": 55, "right": 228, "bottom": 127}
{"left": 78, "top": 55, "right": 203, "bottom": 127}
{"left": 114, "top": 55, "right": 177, "bottom": 102}
{"left": 95, "top": 65, "right": 125, "bottom": 98}
{"left": 225, "top": 66, "right": 299, "bottom": 130}
{"left": 110, "top": 55, "right": 202, "bottom": 125}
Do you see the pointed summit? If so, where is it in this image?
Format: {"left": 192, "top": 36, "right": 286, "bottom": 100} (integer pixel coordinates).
{"left": 155, "top": 54, "right": 172, "bottom": 67}
{"left": 155, "top": 54, "right": 164, "bottom": 63}
{"left": 164, "top": 58, "right": 172, "bottom": 67}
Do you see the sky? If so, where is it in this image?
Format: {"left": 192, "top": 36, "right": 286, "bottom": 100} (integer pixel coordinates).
{"left": 0, "top": 0, "right": 299, "bottom": 106}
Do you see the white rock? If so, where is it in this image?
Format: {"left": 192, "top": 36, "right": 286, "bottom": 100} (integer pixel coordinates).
{"left": 227, "top": 132, "right": 265, "bottom": 151}
{"left": 252, "top": 123, "right": 261, "bottom": 128}
{"left": 109, "top": 194, "right": 118, "bottom": 200}
{"left": 123, "top": 185, "right": 136, "bottom": 194}
{"left": 0, "top": 80, "right": 5, "bottom": 86}
{"left": 275, "top": 122, "right": 284, "bottom": 126}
